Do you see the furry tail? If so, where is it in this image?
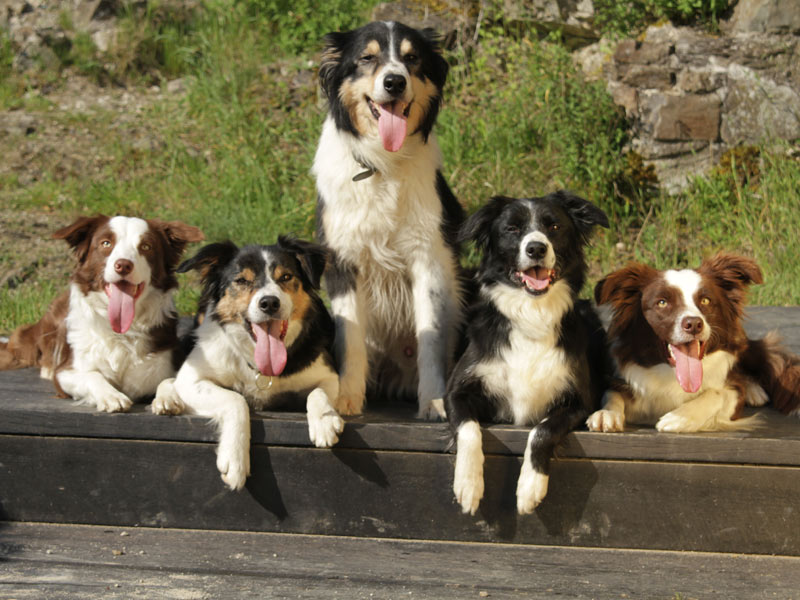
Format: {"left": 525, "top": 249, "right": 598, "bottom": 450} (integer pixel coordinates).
{"left": 740, "top": 332, "right": 800, "bottom": 416}
{"left": 0, "top": 323, "right": 42, "bottom": 371}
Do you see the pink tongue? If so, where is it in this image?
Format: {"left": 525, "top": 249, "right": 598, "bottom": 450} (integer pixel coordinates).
{"left": 107, "top": 282, "right": 138, "bottom": 334}
{"left": 520, "top": 267, "right": 551, "bottom": 291}
{"left": 377, "top": 102, "right": 408, "bottom": 152}
{"left": 252, "top": 320, "right": 287, "bottom": 377}
{"left": 671, "top": 341, "right": 703, "bottom": 393}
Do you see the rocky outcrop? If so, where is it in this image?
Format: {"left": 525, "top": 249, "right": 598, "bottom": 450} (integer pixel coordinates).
{"left": 577, "top": 0, "right": 800, "bottom": 190}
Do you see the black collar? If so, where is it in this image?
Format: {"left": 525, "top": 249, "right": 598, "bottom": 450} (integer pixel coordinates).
{"left": 352, "top": 154, "right": 378, "bottom": 181}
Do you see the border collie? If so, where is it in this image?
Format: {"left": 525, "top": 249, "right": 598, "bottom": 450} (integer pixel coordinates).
{"left": 445, "top": 192, "right": 609, "bottom": 515}
{"left": 587, "top": 253, "right": 800, "bottom": 432}
{"left": 313, "top": 21, "right": 464, "bottom": 420}
{"left": 152, "top": 237, "right": 343, "bottom": 491}
{"left": 0, "top": 215, "right": 203, "bottom": 411}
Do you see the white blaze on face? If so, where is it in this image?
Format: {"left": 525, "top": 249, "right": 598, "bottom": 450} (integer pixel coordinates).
{"left": 518, "top": 231, "right": 556, "bottom": 271}
{"left": 247, "top": 250, "right": 293, "bottom": 378}
{"left": 370, "top": 26, "right": 413, "bottom": 152}
{"left": 104, "top": 216, "right": 151, "bottom": 334}
{"left": 663, "top": 269, "right": 710, "bottom": 393}
{"left": 664, "top": 269, "right": 708, "bottom": 343}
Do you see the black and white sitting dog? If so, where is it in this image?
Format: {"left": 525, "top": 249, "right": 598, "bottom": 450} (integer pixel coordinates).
{"left": 152, "top": 237, "right": 342, "bottom": 491}
{"left": 445, "top": 192, "right": 610, "bottom": 515}
{"left": 313, "top": 21, "right": 464, "bottom": 420}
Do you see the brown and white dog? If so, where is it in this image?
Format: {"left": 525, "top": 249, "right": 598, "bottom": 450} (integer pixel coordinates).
{"left": 0, "top": 215, "right": 203, "bottom": 412}
{"left": 587, "top": 253, "right": 800, "bottom": 433}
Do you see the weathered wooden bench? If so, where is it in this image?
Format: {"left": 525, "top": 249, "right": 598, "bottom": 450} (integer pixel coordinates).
{"left": 2, "top": 306, "right": 799, "bottom": 598}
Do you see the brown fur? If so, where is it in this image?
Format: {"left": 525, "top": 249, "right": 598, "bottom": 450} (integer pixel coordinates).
{"left": 274, "top": 265, "right": 311, "bottom": 322}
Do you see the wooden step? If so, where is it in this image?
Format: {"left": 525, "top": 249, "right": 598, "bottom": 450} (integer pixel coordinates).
{"left": 2, "top": 522, "right": 800, "bottom": 599}
{"left": 1, "top": 307, "right": 799, "bottom": 556}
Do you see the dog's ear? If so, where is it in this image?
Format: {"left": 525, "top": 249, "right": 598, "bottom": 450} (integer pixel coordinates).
{"left": 148, "top": 219, "right": 205, "bottom": 269}
{"left": 177, "top": 241, "right": 238, "bottom": 280}
{"left": 52, "top": 215, "right": 110, "bottom": 263}
{"left": 553, "top": 190, "right": 609, "bottom": 238}
{"left": 419, "top": 28, "right": 449, "bottom": 86}
{"left": 278, "top": 235, "right": 328, "bottom": 290}
{"left": 459, "top": 196, "right": 515, "bottom": 252}
{"left": 595, "top": 263, "right": 659, "bottom": 308}
{"left": 319, "top": 31, "right": 349, "bottom": 100}
{"left": 698, "top": 253, "right": 763, "bottom": 310}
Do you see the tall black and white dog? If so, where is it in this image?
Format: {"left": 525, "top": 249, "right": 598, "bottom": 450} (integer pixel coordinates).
{"left": 313, "top": 21, "right": 464, "bottom": 420}
{"left": 445, "top": 192, "right": 609, "bottom": 515}
{"left": 152, "top": 237, "right": 342, "bottom": 491}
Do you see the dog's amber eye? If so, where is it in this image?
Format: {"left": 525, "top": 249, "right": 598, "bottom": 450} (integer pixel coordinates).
{"left": 140, "top": 242, "right": 151, "bottom": 252}
{"left": 279, "top": 273, "right": 293, "bottom": 283}
{"left": 100, "top": 240, "right": 112, "bottom": 248}
{"left": 548, "top": 223, "right": 560, "bottom": 232}
{"left": 657, "top": 299, "right": 667, "bottom": 308}
{"left": 700, "top": 297, "right": 711, "bottom": 306}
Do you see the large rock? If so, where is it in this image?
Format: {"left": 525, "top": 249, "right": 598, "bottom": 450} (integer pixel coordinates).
{"left": 577, "top": 22, "right": 800, "bottom": 191}
{"left": 725, "top": 0, "right": 800, "bottom": 34}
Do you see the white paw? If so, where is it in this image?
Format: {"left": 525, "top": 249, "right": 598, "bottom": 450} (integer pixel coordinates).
{"left": 418, "top": 397, "right": 446, "bottom": 421}
{"left": 586, "top": 409, "right": 625, "bottom": 432}
{"left": 93, "top": 389, "right": 133, "bottom": 413}
{"left": 217, "top": 444, "right": 250, "bottom": 491}
{"left": 336, "top": 393, "right": 364, "bottom": 416}
{"left": 516, "top": 464, "right": 549, "bottom": 515}
{"left": 745, "top": 381, "right": 769, "bottom": 407}
{"left": 308, "top": 411, "right": 344, "bottom": 448}
{"left": 150, "top": 379, "right": 185, "bottom": 415}
{"left": 656, "top": 411, "right": 701, "bottom": 433}
{"left": 453, "top": 456, "right": 484, "bottom": 515}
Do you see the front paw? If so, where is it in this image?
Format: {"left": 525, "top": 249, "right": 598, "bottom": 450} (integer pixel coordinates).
{"left": 586, "top": 409, "right": 625, "bottom": 432}
{"left": 453, "top": 460, "right": 484, "bottom": 515}
{"left": 418, "top": 397, "right": 446, "bottom": 421}
{"left": 92, "top": 389, "right": 133, "bottom": 413}
{"left": 745, "top": 381, "right": 768, "bottom": 407}
{"left": 217, "top": 444, "right": 250, "bottom": 491}
{"left": 656, "top": 411, "right": 701, "bottom": 433}
{"left": 308, "top": 411, "right": 344, "bottom": 448}
{"left": 516, "top": 464, "right": 549, "bottom": 515}
{"left": 336, "top": 393, "right": 365, "bottom": 416}
{"left": 151, "top": 379, "right": 185, "bottom": 415}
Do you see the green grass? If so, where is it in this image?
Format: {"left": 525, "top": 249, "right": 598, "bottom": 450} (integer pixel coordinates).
{"left": 1, "top": 1, "right": 799, "bottom": 333}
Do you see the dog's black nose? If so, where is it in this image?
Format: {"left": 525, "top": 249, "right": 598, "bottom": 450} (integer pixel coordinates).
{"left": 383, "top": 73, "right": 407, "bottom": 96}
{"left": 525, "top": 241, "right": 548, "bottom": 260}
{"left": 682, "top": 316, "right": 704, "bottom": 335}
{"left": 259, "top": 295, "right": 280, "bottom": 315}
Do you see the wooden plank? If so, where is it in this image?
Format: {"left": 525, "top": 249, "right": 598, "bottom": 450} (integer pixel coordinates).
{"left": 2, "top": 367, "right": 800, "bottom": 466}
{"left": 2, "top": 435, "right": 799, "bottom": 555}
{"left": 1, "top": 522, "right": 799, "bottom": 599}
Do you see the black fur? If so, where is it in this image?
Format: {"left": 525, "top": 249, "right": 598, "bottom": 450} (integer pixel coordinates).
{"left": 445, "top": 191, "right": 610, "bottom": 512}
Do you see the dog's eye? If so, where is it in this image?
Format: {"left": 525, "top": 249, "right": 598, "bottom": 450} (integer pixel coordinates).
{"left": 700, "top": 297, "right": 711, "bottom": 306}
{"left": 234, "top": 277, "right": 250, "bottom": 286}
{"left": 403, "top": 53, "right": 419, "bottom": 64}
{"left": 548, "top": 223, "right": 560, "bottom": 232}
{"left": 279, "top": 273, "right": 293, "bottom": 283}
{"left": 100, "top": 240, "right": 112, "bottom": 248}
{"left": 359, "top": 54, "right": 376, "bottom": 64}
{"left": 504, "top": 225, "right": 519, "bottom": 235}
{"left": 140, "top": 242, "right": 151, "bottom": 252}
{"left": 657, "top": 299, "right": 668, "bottom": 308}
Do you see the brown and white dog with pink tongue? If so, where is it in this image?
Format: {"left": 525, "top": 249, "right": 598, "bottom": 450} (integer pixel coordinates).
{"left": 0, "top": 215, "right": 204, "bottom": 412}
{"left": 152, "top": 237, "right": 342, "bottom": 491}
{"left": 587, "top": 253, "right": 800, "bottom": 433}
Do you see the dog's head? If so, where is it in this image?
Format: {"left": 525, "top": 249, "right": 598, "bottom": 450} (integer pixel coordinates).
{"left": 461, "top": 191, "right": 608, "bottom": 297}
{"left": 319, "top": 21, "right": 448, "bottom": 152}
{"left": 596, "top": 253, "right": 763, "bottom": 393}
{"left": 178, "top": 236, "right": 328, "bottom": 377}
{"left": 53, "top": 215, "right": 203, "bottom": 334}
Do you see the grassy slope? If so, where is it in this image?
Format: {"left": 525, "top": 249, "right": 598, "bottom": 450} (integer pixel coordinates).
{"left": 1, "top": 3, "right": 798, "bottom": 333}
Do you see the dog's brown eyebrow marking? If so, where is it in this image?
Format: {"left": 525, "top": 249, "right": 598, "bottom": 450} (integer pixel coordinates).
{"left": 236, "top": 268, "right": 256, "bottom": 283}
{"left": 400, "top": 39, "right": 414, "bottom": 55}
{"left": 364, "top": 40, "right": 380, "bottom": 55}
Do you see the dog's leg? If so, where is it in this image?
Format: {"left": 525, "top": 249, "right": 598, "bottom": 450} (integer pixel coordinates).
{"left": 517, "top": 400, "right": 586, "bottom": 515}
{"left": 328, "top": 261, "right": 368, "bottom": 416}
{"left": 656, "top": 388, "right": 737, "bottom": 432}
{"left": 175, "top": 373, "right": 251, "bottom": 491}
{"left": 150, "top": 378, "right": 185, "bottom": 415}
{"left": 586, "top": 389, "right": 627, "bottom": 432}
{"left": 411, "top": 244, "right": 460, "bottom": 420}
{"left": 56, "top": 368, "right": 133, "bottom": 412}
{"left": 306, "top": 372, "right": 344, "bottom": 448}
{"left": 446, "top": 375, "right": 486, "bottom": 515}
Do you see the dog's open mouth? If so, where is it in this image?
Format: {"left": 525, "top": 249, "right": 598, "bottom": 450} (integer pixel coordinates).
{"left": 515, "top": 267, "right": 556, "bottom": 295}
{"left": 248, "top": 319, "right": 289, "bottom": 378}
{"left": 104, "top": 280, "right": 145, "bottom": 334}
{"left": 667, "top": 339, "right": 707, "bottom": 394}
{"left": 366, "top": 97, "right": 411, "bottom": 152}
